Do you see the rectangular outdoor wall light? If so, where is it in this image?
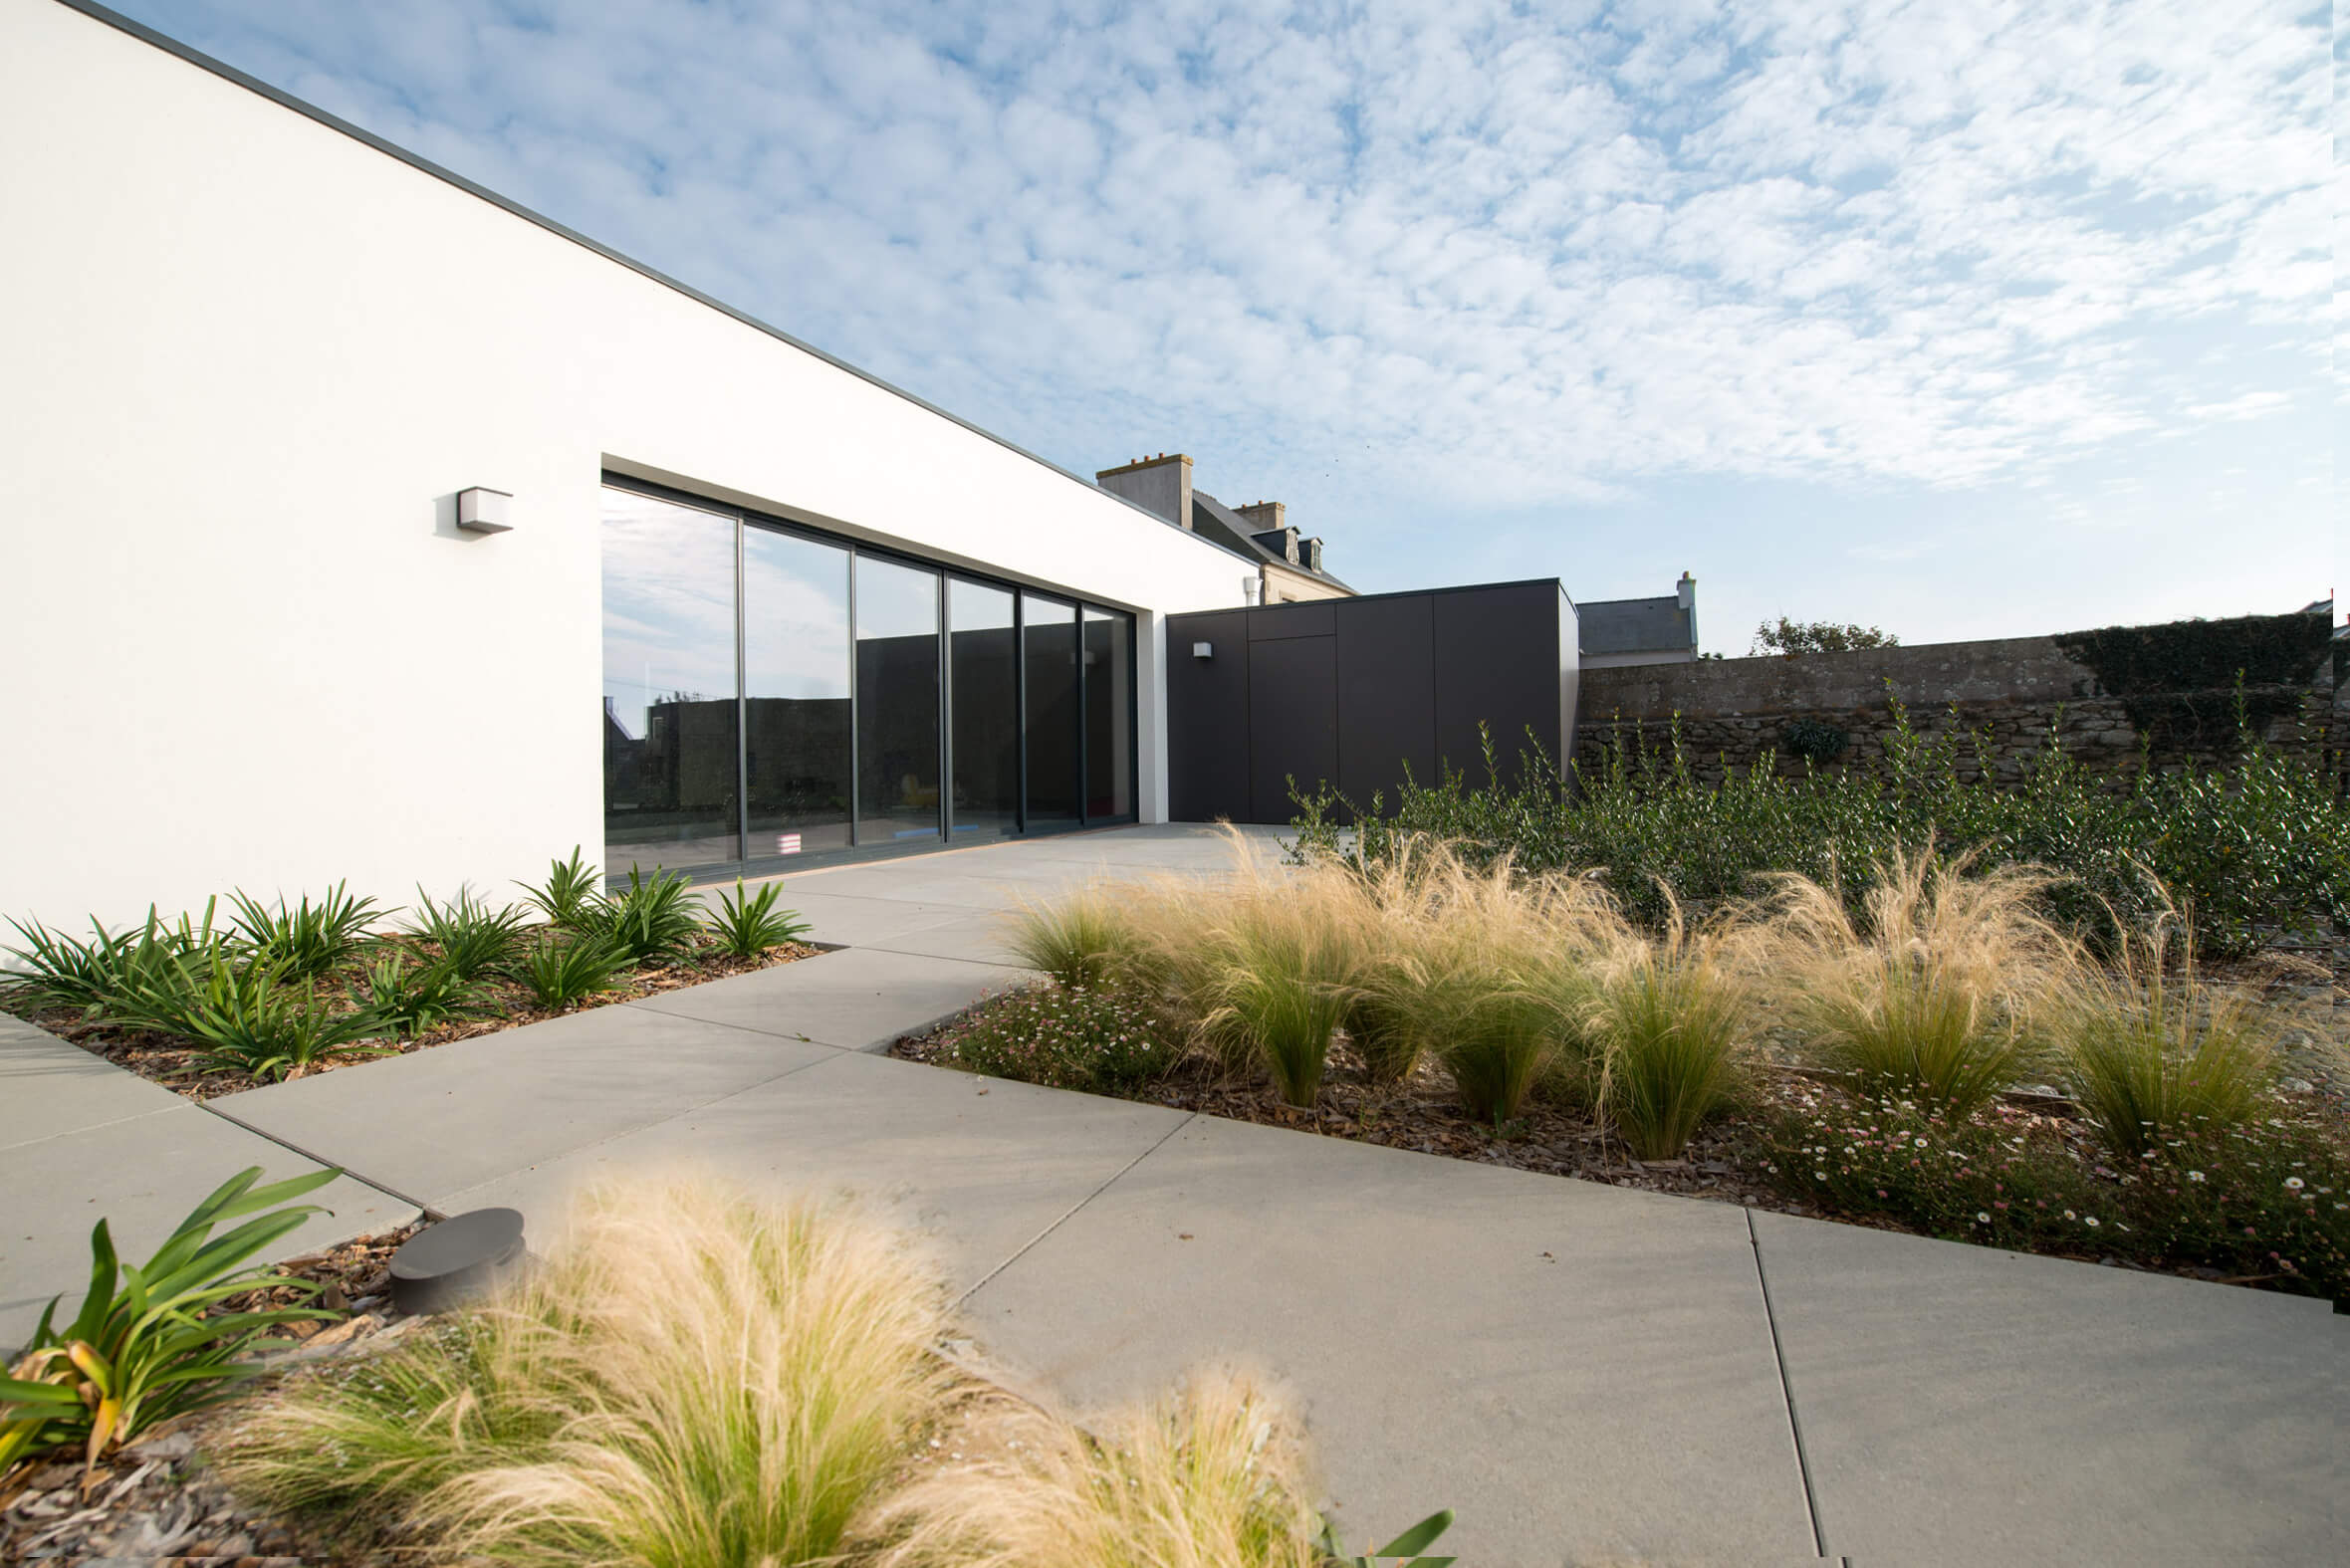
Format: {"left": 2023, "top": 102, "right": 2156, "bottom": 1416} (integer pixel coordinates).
{"left": 1192, "top": 641, "right": 1214, "bottom": 659}
{"left": 456, "top": 487, "right": 513, "bottom": 533}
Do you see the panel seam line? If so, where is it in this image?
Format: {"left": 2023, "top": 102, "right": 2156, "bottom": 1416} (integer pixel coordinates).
{"left": 957, "top": 1111, "right": 1197, "bottom": 1305}
{"left": 1749, "top": 1207, "right": 1831, "bottom": 1560}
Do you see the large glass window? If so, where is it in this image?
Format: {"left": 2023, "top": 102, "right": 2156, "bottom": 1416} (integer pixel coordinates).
{"left": 853, "top": 556, "right": 942, "bottom": 846}
{"left": 1023, "top": 592, "right": 1080, "bottom": 830}
{"left": 599, "top": 481, "right": 1135, "bottom": 876}
{"left": 949, "top": 579, "right": 1020, "bottom": 838}
{"left": 1083, "top": 606, "right": 1135, "bottom": 820}
{"left": 744, "top": 527, "right": 851, "bottom": 865}
{"left": 600, "top": 490, "right": 742, "bottom": 876}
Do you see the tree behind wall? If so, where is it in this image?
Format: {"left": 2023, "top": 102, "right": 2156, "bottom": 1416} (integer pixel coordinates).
{"left": 1752, "top": 616, "right": 1901, "bottom": 656}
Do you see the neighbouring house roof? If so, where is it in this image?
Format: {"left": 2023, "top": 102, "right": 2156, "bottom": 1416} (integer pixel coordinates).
{"left": 1190, "top": 490, "right": 1356, "bottom": 593}
{"left": 1577, "top": 593, "right": 1697, "bottom": 658}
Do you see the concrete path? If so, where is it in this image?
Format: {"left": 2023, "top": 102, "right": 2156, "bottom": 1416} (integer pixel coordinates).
{"left": 2, "top": 825, "right": 2341, "bottom": 1565}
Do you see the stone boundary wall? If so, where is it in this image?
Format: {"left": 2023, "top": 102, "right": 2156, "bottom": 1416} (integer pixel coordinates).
{"left": 1570, "top": 614, "right": 2338, "bottom": 790}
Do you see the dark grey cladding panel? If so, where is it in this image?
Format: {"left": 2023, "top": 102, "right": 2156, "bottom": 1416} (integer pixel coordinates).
{"left": 1248, "top": 634, "right": 1338, "bottom": 824}
{"left": 1166, "top": 609, "right": 1253, "bottom": 822}
{"left": 1433, "top": 582, "right": 1565, "bottom": 781}
{"left": 1335, "top": 594, "right": 1436, "bottom": 809}
{"left": 1249, "top": 601, "right": 1336, "bottom": 640}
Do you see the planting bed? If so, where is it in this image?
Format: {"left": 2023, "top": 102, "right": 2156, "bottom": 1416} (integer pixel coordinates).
{"left": 894, "top": 992, "right": 2350, "bottom": 1300}
{"left": 9, "top": 934, "right": 821, "bottom": 1103}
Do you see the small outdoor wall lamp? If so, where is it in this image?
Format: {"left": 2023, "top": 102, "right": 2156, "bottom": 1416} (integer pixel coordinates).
{"left": 1192, "top": 641, "right": 1214, "bottom": 659}
{"left": 456, "top": 487, "right": 513, "bottom": 534}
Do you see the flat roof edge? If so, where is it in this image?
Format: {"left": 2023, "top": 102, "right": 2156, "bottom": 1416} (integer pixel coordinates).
{"left": 47, "top": 0, "right": 1205, "bottom": 545}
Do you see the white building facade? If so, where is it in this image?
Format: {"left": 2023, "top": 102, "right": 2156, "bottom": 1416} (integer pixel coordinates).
{"left": 0, "top": 0, "right": 1263, "bottom": 931}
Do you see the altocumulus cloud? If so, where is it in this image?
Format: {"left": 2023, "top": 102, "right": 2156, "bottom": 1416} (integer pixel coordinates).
{"left": 127, "top": 0, "right": 2327, "bottom": 522}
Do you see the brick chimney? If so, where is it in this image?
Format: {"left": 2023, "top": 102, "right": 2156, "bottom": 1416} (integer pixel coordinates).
{"left": 1096, "top": 453, "right": 1192, "bottom": 531}
{"left": 1236, "top": 500, "right": 1285, "bottom": 535}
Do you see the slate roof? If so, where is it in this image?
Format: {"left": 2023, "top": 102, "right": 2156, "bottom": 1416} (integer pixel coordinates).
{"left": 1578, "top": 593, "right": 1697, "bottom": 657}
{"left": 1191, "top": 490, "right": 1356, "bottom": 593}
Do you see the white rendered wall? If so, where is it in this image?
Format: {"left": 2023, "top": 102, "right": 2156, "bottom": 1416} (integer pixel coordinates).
{"left": 0, "top": 0, "right": 1250, "bottom": 932}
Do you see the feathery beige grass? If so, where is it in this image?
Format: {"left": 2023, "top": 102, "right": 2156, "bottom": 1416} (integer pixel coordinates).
{"left": 1005, "top": 884, "right": 1169, "bottom": 993}
{"left": 871, "top": 1367, "right": 1323, "bottom": 1568}
{"left": 1766, "top": 844, "right": 2065, "bottom": 1115}
{"left": 2051, "top": 912, "right": 2280, "bottom": 1155}
{"left": 1581, "top": 900, "right": 1755, "bottom": 1159}
{"left": 222, "top": 1178, "right": 959, "bottom": 1567}
{"left": 1350, "top": 843, "right": 1610, "bottom": 1120}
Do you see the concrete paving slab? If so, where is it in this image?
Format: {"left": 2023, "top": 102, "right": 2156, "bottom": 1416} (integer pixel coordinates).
{"left": 704, "top": 887, "right": 977, "bottom": 949}
{"left": 213, "top": 1006, "right": 833, "bottom": 1207}
{"left": 0, "top": 1011, "right": 186, "bottom": 1151}
{"left": 1, "top": 1104, "right": 412, "bottom": 1350}
{"left": 434, "top": 1050, "right": 1192, "bottom": 1293}
{"left": 964, "top": 1114, "right": 1816, "bottom": 1567}
{"left": 1752, "top": 1209, "right": 2344, "bottom": 1566}
{"left": 860, "top": 912, "right": 1025, "bottom": 968}
{"left": 628, "top": 947, "right": 1022, "bottom": 1049}
{"left": 764, "top": 866, "right": 1035, "bottom": 910}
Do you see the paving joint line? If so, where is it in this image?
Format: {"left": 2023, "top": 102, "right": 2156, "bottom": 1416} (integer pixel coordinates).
{"left": 201, "top": 1027, "right": 847, "bottom": 1222}
{"left": 196, "top": 1099, "right": 443, "bottom": 1220}
{"left": 1748, "top": 1208, "right": 1832, "bottom": 1561}
{"left": 955, "top": 1111, "right": 1198, "bottom": 1307}
{"left": 424, "top": 1045, "right": 858, "bottom": 1210}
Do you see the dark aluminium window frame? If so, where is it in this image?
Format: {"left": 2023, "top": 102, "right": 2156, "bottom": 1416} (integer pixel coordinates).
{"left": 602, "top": 472, "right": 1140, "bottom": 883}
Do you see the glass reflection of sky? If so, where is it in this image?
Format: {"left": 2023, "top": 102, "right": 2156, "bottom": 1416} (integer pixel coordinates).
{"left": 746, "top": 526, "right": 849, "bottom": 700}
{"left": 600, "top": 490, "right": 734, "bottom": 739}
{"left": 855, "top": 555, "right": 938, "bottom": 640}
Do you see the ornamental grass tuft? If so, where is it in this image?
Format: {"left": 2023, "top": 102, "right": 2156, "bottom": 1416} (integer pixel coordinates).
{"left": 870, "top": 1368, "right": 1324, "bottom": 1568}
{"left": 1766, "top": 843, "right": 2063, "bottom": 1116}
{"left": 1581, "top": 902, "right": 1752, "bottom": 1160}
{"left": 2050, "top": 910, "right": 2279, "bottom": 1156}
{"left": 1004, "top": 886, "right": 1149, "bottom": 992}
{"left": 222, "top": 1178, "right": 959, "bottom": 1568}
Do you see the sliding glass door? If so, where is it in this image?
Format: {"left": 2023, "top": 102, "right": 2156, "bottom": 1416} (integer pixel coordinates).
{"left": 949, "top": 579, "right": 1020, "bottom": 839}
{"left": 600, "top": 490, "right": 742, "bottom": 875}
{"left": 743, "top": 525, "right": 851, "bottom": 862}
{"left": 853, "top": 557, "right": 943, "bottom": 847}
{"left": 600, "top": 480, "right": 1137, "bottom": 881}
{"left": 1023, "top": 593, "right": 1080, "bottom": 832}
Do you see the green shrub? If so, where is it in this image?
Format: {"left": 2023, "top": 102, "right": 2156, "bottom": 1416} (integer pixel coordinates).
{"left": 1, "top": 1166, "right": 343, "bottom": 1478}
{"left": 517, "top": 847, "right": 603, "bottom": 931}
{"left": 1, "top": 901, "right": 232, "bottom": 1018}
{"left": 946, "top": 983, "right": 1181, "bottom": 1094}
{"left": 1289, "top": 700, "right": 2348, "bottom": 958}
{"left": 363, "top": 953, "right": 490, "bottom": 1038}
{"left": 228, "top": 882, "right": 386, "bottom": 982}
{"left": 120, "top": 952, "right": 390, "bottom": 1081}
{"left": 585, "top": 866, "right": 700, "bottom": 966}
{"left": 515, "top": 932, "right": 633, "bottom": 1009}
{"left": 407, "top": 887, "right": 528, "bottom": 982}
{"left": 703, "top": 878, "right": 812, "bottom": 959}
{"left": 222, "top": 1181, "right": 957, "bottom": 1568}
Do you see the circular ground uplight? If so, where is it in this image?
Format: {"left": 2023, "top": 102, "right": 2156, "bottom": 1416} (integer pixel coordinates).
{"left": 387, "top": 1207, "right": 528, "bottom": 1315}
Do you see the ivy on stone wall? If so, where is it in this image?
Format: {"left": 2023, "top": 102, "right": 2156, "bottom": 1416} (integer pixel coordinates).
{"left": 2051, "top": 609, "right": 2332, "bottom": 754}
{"left": 2051, "top": 609, "right": 2329, "bottom": 694}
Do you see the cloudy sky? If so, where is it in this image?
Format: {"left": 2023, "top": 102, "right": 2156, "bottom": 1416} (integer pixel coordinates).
{"left": 117, "top": 0, "right": 2334, "bottom": 651}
